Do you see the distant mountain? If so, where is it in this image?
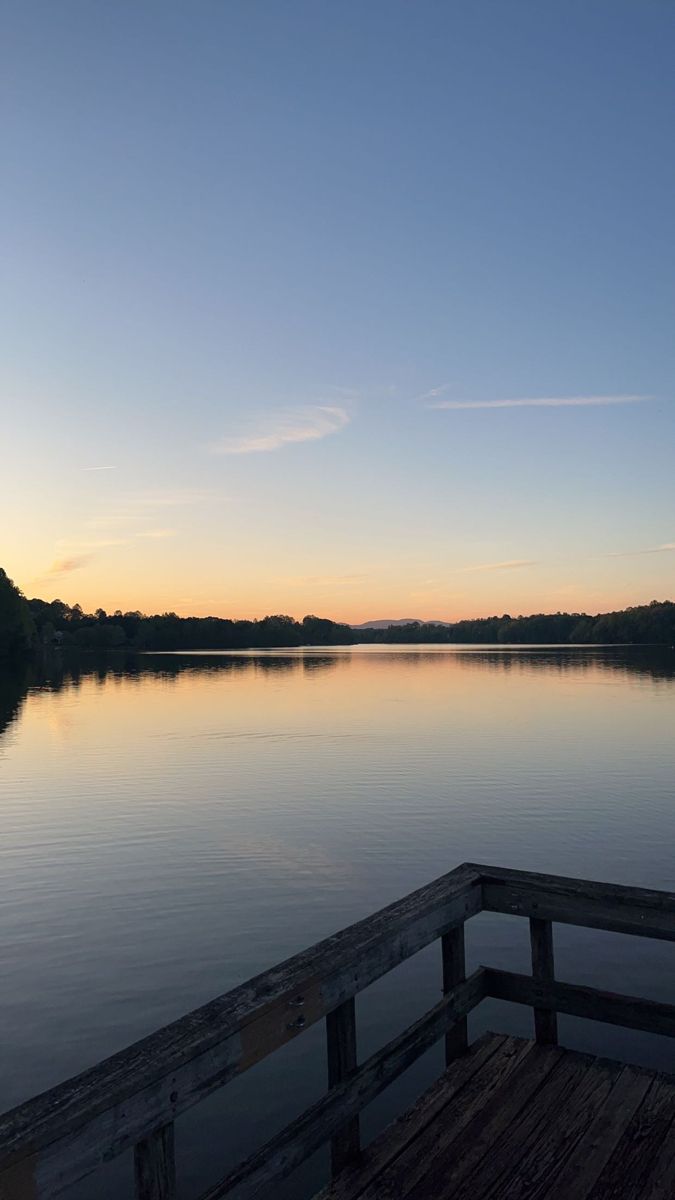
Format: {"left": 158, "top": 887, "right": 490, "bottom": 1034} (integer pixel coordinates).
{"left": 352, "top": 618, "right": 450, "bottom": 629}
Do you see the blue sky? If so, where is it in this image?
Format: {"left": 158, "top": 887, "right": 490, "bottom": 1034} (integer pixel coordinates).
{"left": 2, "top": 1, "right": 674, "bottom": 619}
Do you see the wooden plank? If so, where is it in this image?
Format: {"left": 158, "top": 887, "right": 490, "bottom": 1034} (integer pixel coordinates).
{"left": 471, "top": 1057, "right": 622, "bottom": 1200}
{"left": 442, "top": 926, "right": 467, "bottom": 1063}
{"left": 326, "top": 999, "right": 360, "bottom": 1176}
{"left": 587, "top": 1076, "right": 675, "bottom": 1198}
{"left": 134, "top": 1124, "right": 176, "bottom": 1200}
{"left": 356, "top": 1035, "right": 539, "bottom": 1200}
{"left": 640, "top": 1114, "right": 675, "bottom": 1200}
{"left": 473, "top": 862, "right": 675, "bottom": 918}
{"left": 473, "top": 862, "right": 675, "bottom": 941}
{"left": 484, "top": 968, "right": 675, "bottom": 1038}
{"left": 540, "top": 1066, "right": 653, "bottom": 1200}
{"left": 197, "top": 970, "right": 485, "bottom": 1200}
{"left": 0, "top": 865, "right": 481, "bottom": 1199}
{"left": 530, "top": 918, "right": 558, "bottom": 1045}
{"left": 397, "top": 1044, "right": 571, "bottom": 1199}
{"left": 316, "top": 1033, "right": 508, "bottom": 1200}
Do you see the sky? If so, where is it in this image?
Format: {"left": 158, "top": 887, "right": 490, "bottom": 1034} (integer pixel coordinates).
{"left": 2, "top": 0, "right": 674, "bottom": 623}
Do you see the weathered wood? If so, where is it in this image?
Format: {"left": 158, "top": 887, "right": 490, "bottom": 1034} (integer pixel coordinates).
{"left": 451, "top": 1054, "right": 621, "bottom": 1200}
{"left": 541, "top": 1066, "right": 652, "bottom": 1200}
{"left": 0, "top": 864, "right": 480, "bottom": 1199}
{"left": 355, "top": 1036, "right": 535, "bottom": 1200}
{"left": 316, "top": 1033, "right": 508, "bottom": 1200}
{"left": 326, "top": 999, "right": 360, "bottom": 1176}
{"left": 454, "top": 1060, "right": 619, "bottom": 1200}
{"left": 442, "top": 925, "right": 467, "bottom": 1063}
{"left": 530, "top": 917, "right": 558, "bottom": 1045}
{"left": 322, "top": 1043, "right": 675, "bottom": 1200}
{"left": 197, "top": 970, "right": 485, "bottom": 1200}
{"left": 473, "top": 862, "right": 675, "bottom": 941}
{"left": 639, "top": 1111, "right": 675, "bottom": 1200}
{"left": 398, "top": 1042, "right": 570, "bottom": 1198}
{"left": 134, "top": 1123, "right": 176, "bottom": 1200}
{"left": 588, "top": 1076, "right": 675, "bottom": 1199}
{"left": 484, "top": 968, "right": 675, "bottom": 1038}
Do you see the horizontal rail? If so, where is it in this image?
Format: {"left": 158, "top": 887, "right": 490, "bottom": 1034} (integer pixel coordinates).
{"left": 0, "top": 864, "right": 480, "bottom": 1199}
{"left": 472, "top": 863, "right": 675, "bottom": 941}
{"left": 484, "top": 968, "right": 675, "bottom": 1038}
{"left": 200, "top": 970, "right": 486, "bottom": 1200}
{"left": 4, "top": 862, "right": 675, "bottom": 1200}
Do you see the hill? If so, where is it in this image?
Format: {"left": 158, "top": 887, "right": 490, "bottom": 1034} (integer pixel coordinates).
{"left": 351, "top": 618, "right": 450, "bottom": 629}
{"left": 1, "top": 567, "right": 673, "bottom": 652}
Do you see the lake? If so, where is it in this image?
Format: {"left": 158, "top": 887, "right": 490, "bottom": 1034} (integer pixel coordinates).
{"left": 2, "top": 644, "right": 675, "bottom": 1198}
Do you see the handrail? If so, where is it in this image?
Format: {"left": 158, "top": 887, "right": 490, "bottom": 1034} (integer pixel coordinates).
{"left": 0, "top": 864, "right": 480, "bottom": 1199}
{"left": 2, "top": 862, "right": 674, "bottom": 1200}
{"left": 484, "top": 968, "right": 675, "bottom": 1038}
{"left": 472, "top": 862, "right": 675, "bottom": 940}
{"left": 200, "top": 971, "right": 485, "bottom": 1200}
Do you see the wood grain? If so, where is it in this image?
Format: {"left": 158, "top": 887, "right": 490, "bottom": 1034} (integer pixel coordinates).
{"left": 484, "top": 968, "right": 675, "bottom": 1037}
{"left": 442, "top": 926, "right": 467, "bottom": 1063}
{"left": 133, "top": 1124, "right": 176, "bottom": 1200}
{"left": 474, "top": 862, "right": 675, "bottom": 941}
{"left": 197, "top": 970, "right": 485, "bottom": 1200}
{"left": 326, "top": 999, "right": 360, "bottom": 1176}
{"left": 316, "top": 1032, "right": 508, "bottom": 1200}
{"left": 541, "top": 1066, "right": 652, "bottom": 1200}
{"left": 530, "top": 918, "right": 558, "bottom": 1045}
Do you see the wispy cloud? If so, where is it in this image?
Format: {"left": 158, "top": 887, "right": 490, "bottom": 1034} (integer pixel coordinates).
{"left": 211, "top": 405, "right": 350, "bottom": 455}
{"left": 414, "top": 384, "right": 451, "bottom": 404}
{"left": 82, "top": 465, "right": 117, "bottom": 471}
{"left": 32, "top": 537, "right": 129, "bottom": 584}
{"left": 460, "top": 559, "right": 538, "bottom": 573}
{"left": 607, "top": 542, "right": 675, "bottom": 558}
{"left": 46, "top": 554, "right": 93, "bottom": 576}
{"left": 135, "top": 528, "right": 176, "bottom": 540}
{"left": 429, "top": 394, "right": 651, "bottom": 410}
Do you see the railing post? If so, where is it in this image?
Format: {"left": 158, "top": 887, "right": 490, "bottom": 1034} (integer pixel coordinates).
{"left": 134, "top": 1122, "right": 176, "bottom": 1200}
{"left": 442, "top": 924, "right": 468, "bottom": 1064}
{"left": 326, "top": 997, "right": 360, "bottom": 1176}
{"left": 529, "top": 917, "right": 558, "bottom": 1045}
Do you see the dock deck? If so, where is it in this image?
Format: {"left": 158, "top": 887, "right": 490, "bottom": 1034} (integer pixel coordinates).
{"left": 319, "top": 1033, "right": 675, "bottom": 1200}
{"left": 2, "top": 862, "right": 675, "bottom": 1199}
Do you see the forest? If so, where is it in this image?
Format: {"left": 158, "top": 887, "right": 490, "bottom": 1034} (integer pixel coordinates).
{"left": 354, "top": 604, "right": 675, "bottom": 645}
{"left": 1, "top": 567, "right": 674, "bottom": 656}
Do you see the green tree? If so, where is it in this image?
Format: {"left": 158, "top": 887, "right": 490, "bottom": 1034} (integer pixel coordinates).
{"left": 0, "top": 569, "right": 35, "bottom": 658}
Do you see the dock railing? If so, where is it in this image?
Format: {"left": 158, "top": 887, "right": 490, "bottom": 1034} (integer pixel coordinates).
{"left": 1, "top": 863, "right": 675, "bottom": 1200}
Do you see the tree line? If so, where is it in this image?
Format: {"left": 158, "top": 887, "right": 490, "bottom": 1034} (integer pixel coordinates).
{"left": 354, "top": 603, "right": 675, "bottom": 646}
{"left": 1, "top": 566, "right": 674, "bottom": 657}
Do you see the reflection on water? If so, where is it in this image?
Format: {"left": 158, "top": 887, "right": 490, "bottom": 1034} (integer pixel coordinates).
{"left": 0, "top": 659, "right": 30, "bottom": 740}
{"left": 1, "top": 644, "right": 674, "bottom": 740}
{"left": 1, "top": 645, "right": 675, "bottom": 1199}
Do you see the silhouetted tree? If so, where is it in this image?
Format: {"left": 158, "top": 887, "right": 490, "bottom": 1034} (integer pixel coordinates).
{"left": 0, "top": 569, "right": 34, "bottom": 657}
{"left": 0, "top": 576, "right": 669, "bottom": 653}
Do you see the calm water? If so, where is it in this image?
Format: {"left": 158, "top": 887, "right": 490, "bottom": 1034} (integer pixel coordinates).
{"left": 1, "top": 645, "right": 675, "bottom": 1198}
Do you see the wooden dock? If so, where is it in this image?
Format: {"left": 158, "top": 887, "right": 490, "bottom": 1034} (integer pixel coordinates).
{"left": 1, "top": 863, "right": 675, "bottom": 1199}
{"left": 318, "top": 1034, "right": 675, "bottom": 1199}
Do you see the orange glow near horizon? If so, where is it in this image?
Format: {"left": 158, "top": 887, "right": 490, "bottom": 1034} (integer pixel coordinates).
{"left": 8, "top": 548, "right": 673, "bottom": 625}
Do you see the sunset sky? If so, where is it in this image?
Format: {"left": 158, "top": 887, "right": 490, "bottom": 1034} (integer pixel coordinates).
{"left": 3, "top": 1, "right": 674, "bottom": 623}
